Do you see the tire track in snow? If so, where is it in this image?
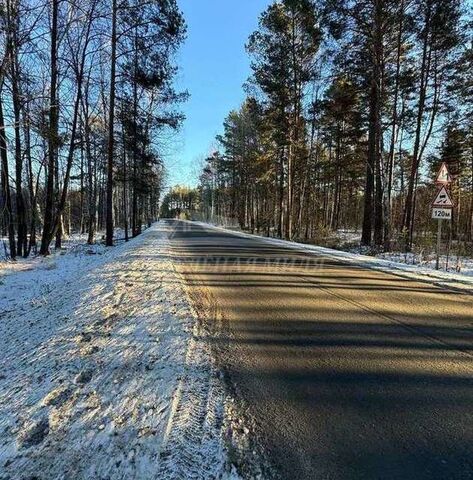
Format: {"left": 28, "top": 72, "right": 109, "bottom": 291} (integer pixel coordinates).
{"left": 156, "top": 227, "right": 233, "bottom": 480}
{"left": 0, "top": 223, "right": 237, "bottom": 480}
{"left": 157, "top": 334, "right": 227, "bottom": 479}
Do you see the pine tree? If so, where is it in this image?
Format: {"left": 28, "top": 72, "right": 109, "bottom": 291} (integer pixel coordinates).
{"left": 247, "top": 0, "right": 321, "bottom": 239}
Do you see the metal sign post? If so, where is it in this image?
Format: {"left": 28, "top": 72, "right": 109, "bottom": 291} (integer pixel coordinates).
{"left": 436, "top": 219, "right": 443, "bottom": 270}
{"left": 432, "top": 163, "right": 453, "bottom": 270}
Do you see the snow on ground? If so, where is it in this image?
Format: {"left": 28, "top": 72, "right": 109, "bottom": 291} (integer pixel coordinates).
{"left": 0, "top": 222, "right": 238, "bottom": 480}
{"left": 190, "top": 221, "right": 473, "bottom": 294}
{"left": 321, "top": 230, "right": 473, "bottom": 279}
{"left": 374, "top": 251, "right": 473, "bottom": 278}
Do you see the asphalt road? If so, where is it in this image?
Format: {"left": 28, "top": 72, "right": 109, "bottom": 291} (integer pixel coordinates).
{"left": 167, "top": 220, "right": 473, "bottom": 480}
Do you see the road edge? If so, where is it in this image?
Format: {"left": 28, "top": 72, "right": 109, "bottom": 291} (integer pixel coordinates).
{"left": 182, "top": 220, "right": 473, "bottom": 295}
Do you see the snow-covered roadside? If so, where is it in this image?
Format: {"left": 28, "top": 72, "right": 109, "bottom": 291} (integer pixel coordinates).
{"left": 374, "top": 251, "right": 473, "bottom": 278}
{"left": 188, "top": 221, "right": 473, "bottom": 294}
{"left": 0, "top": 223, "right": 237, "bottom": 479}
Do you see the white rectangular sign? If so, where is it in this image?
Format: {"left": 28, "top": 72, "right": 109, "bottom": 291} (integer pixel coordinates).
{"left": 432, "top": 208, "right": 452, "bottom": 220}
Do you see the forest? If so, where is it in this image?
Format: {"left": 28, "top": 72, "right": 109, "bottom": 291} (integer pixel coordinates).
{"left": 3, "top": 0, "right": 473, "bottom": 261}
{"left": 175, "top": 0, "right": 473, "bottom": 254}
{"left": 0, "top": 0, "right": 186, "bottom": 259}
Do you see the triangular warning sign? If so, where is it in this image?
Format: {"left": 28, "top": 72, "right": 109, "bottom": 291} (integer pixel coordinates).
{"left": 432, "top": 186, "right": 454, "bottom": 207}
{"left": 436, "top": 162, "right": 452, "bottom": 184}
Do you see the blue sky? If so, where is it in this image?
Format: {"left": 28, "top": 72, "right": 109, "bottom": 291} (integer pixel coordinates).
{"left": 166, "top": 0, "right": 272, "bottom": 187}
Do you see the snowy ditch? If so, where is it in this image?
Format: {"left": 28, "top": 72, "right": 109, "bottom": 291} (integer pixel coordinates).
{"left": 0, "top": 223, "right": 242, "bottom": 479}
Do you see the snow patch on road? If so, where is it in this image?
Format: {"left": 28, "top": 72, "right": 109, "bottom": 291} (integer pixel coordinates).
{"left": 0, "top": 223, "right": 237, "bottom": 479}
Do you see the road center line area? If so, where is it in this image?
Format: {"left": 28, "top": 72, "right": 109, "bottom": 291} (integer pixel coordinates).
{"left": 168, "top": 220, "right": 473, "bottom": 480}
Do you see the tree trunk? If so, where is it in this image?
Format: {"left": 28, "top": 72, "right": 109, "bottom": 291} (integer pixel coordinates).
{"left": 372, "top": 0, "right": 384, "bottom": 248}
{"left": 7, "top": 1, "right": 27, "bottom": 257}
{"left": 384, "top": 0, "right": 405, "bottom": 251}
{"left": 106, "top": 0, "right": 118, "bottom": 246}
{"left": 362, "top": 71, "right": 378, "bottom": 246}
{"left": 402, "top": 2, "right": 432, "bottom": 250}
{"left": 11, "top": 54, "right": 27, "bottom": 257}
{"left": 277, "top": 147, "right": 284, "bottom": 238}
{"left": 469, "top": 147, "right": 473, "bottom": 242}
{"left": 40, "top": 0, "right": 59, "bottom": 255}
{"left": 0, "top": 89, "right": 16, "bottom": 259}
{"left": 24, "top": 100, "right": 38, "bottom": 255}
